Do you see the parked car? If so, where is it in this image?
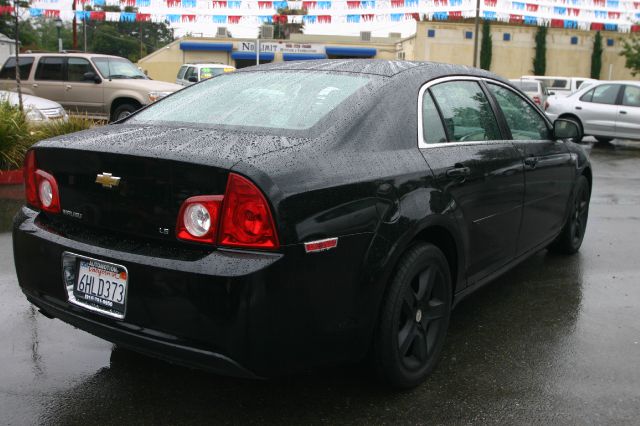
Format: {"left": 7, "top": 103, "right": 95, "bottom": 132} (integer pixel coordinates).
{"left": 176, "top": 63, "right": 235, "bottom": 86}
{"left": 521, "top": 75, "right": 597, "bottom": 97}
{"left": 13, "top": 60, "right": 592, "bottom": 388}
{"left": 0, "top": 53, "right": 182, "bottom": 121}
{"left": 509, "top": 78, "right": 549, "bottom": 110}
{"left": 0, "top": 90, "right": 68, "bottom": 123}
{"left": 546, "top": 81, "right": 640, "bottom": 143}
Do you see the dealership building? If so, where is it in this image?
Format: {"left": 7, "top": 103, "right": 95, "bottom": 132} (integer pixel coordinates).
{"left": 138, "top": 21, "right": 636, "bottom": 83}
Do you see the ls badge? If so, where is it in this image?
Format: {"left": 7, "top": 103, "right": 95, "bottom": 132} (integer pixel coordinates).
{"left": 95, "top": 172, "right": 121, "bottom": 189}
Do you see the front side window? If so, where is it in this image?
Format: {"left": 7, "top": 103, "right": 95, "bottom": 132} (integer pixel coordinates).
{"left": 429, "top": 80, "right": 501, "bottom": 142}
{"left": 421, "top": 91, "right": 448, "bottom": 144}
{"left": 184, "top": 67, "right": 197, "bottom": 81}
{"left": 622, "top": 85, "right": 640, "bottom": 107}
{"left": 0, "top": 57, "right": 34, "bottom": 80}
{"left": 199, "top": 67, "right": 225, "bottom": 80}
{"left": 35, "top": 57, "right": 64, "bottom": 81}
{"left": 131, "top": 71, "right": 373, "bottom": 130}
{"left": 580, "top": 84, "right": 621, "bottom": 105}
{"left": 488, "top": 83, "right": 549, "bottom": 140}
{"left": 67, "top": 58, "right": 95, "bottom": 82}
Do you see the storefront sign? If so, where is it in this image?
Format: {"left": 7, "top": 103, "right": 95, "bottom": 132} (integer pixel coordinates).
{"left": 235, "top": 41, "right": 324, "bottom": 54}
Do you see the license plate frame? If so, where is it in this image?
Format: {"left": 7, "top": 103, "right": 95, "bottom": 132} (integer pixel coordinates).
{"left": 62, "top": 252, "right": 129, "bottom": 320}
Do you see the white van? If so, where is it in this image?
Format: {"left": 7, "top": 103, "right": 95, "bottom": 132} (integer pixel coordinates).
{"left": 521, "top": 75, "right": 598, "bottom": 97}
{"left": 175, "top": 63, "right": 235, "bottom": 86}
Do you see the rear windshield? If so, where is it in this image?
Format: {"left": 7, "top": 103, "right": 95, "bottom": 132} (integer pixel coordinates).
{"left": 131, "top": 71, "right": 372, "bottom": 130}
{"left": 511, "top": 81, "right": 539, "bottom": 92}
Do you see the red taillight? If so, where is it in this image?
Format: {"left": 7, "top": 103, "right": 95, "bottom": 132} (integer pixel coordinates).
{"left": 218, "top": 173, "right": 279, "bottom": 250}
{"left": 533, "top": 95, "right": 541, "bottom": 105}
{"left": 176, "top": 195, "right": 223, "bottom": 243}
{"left": 24, "top": 150, "right": 38, "bottom": 207}
{"left": 24, "top": 150, "right": 61, "bottom": 213}
{"left": 544, "top": 101, "right": 549, "bottom": 111}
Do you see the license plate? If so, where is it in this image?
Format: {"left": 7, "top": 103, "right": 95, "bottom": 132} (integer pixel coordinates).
{"left": 63, "top": 253, "right": 128, "bottom": 319}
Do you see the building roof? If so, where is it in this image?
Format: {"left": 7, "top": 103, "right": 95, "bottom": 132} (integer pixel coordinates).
{"left": 0, "top": 33, "right": 17, "bottom": 43}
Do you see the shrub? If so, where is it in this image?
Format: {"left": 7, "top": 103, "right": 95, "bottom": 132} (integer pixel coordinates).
{"left": 0, "top": 103, "right": 103, "bottom": 170}
{"left": 0, "top": 101, "right": 34, "bottom": 170}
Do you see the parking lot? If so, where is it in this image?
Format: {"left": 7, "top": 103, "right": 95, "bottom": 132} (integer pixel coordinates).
{"left": 1, "top": 139, "right": 639, "bottom": 425}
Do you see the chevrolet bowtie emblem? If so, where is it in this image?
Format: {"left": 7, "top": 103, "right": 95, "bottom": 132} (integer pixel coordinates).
{"left": 95, "top": 172, "right": 121, "bottom": 189}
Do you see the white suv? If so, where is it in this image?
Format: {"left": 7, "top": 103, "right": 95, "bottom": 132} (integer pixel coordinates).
{"left": 176, "top": 63, "right": 235, "bottom": 86}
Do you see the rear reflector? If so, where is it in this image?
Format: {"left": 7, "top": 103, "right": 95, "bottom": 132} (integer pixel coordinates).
{"left": 304, "top": 238, "right": 338, "bottom": 253}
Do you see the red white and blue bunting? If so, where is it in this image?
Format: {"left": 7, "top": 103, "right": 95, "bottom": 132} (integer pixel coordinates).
{"left": 2, "top": 0, "right": 639, "bottom": 33}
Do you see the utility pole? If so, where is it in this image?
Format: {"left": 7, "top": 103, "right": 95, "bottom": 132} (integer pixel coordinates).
{"left": 139, "top": 21, "right": 143, "bottom": 59}
{"left": 83, "top": 17, "right": 87, "bottom": 52}
{"left": 12, "top": 0, "right": 23, "bottom": 112}
{"left": 472, "top": 0, "right": 480, "bottom": 68}
{"left": 72, "top": 0, "right": 77, "bottom": 49}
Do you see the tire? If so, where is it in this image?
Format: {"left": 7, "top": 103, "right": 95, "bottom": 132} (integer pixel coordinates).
{"left": 595, "top": 137, "right": 613, "bottom": 144}
{"left": 373, "top": 243, "right": 452, "bottom": 388}
{"left": 111, "top": 103, "right": 138, "bottom": 122}
{"left": 548, "top": 175, "right": 590, "bottom": 255}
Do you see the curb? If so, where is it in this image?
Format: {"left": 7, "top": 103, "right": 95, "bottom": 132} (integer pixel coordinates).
{"left": 0, "top": 169, "right": 23, "bottom": 185}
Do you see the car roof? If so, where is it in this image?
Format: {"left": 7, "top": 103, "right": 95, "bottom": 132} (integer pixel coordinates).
{"left": 181, "top": 63, "right": 233, "bottom": 68}
{"left": 18, "top": 52, "right": 124, "bottom": 59}
{"left": 236, "top": 59, "right": 497, "bottom": 79}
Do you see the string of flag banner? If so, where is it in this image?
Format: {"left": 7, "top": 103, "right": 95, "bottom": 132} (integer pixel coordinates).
{"left": 1, "top": 0, "right": 639, "bottom": 32}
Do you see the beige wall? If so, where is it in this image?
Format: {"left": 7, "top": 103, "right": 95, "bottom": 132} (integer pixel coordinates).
{"left": 411, "top": 21, "right": 636, "bottom": 80}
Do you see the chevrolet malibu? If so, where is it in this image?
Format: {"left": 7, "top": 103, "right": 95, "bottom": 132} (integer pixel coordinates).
{"left": 13, "top": 60, "right": 592, "bottom": 388}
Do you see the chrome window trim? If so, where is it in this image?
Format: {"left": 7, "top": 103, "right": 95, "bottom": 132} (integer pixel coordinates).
{"left": 417, "top": 75, "right": 552, "bottom": 149}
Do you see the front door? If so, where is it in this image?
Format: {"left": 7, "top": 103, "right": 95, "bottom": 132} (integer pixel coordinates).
{"left": 64, "top": 57, "right": 104, "bottom": 115}
{"left": 419, "top": 79, "right": 525, "bottom": 285}
{"left": 576, "top": 83, "right": 623, "bottom": 136}
{"left": 616, "top": 85, "right": 640, "bottom": 140}
{"left": 485, "top": 82, "right": 575, "bottom": 255}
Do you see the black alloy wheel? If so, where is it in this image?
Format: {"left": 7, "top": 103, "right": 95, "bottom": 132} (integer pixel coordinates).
{"left": 374, "top": 243, "right": 452, "bottom": 388}
{"left": 549, "top": 175, "right": 590, "bottom": 254}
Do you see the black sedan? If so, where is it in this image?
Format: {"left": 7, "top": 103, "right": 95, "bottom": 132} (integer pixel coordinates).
{"left": 13, "top": 60, "right": 591, "bottom": 388}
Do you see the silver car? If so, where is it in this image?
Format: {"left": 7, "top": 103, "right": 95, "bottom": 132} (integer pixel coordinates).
{"left": 0, "top": 90, "right": 68, "bottom": 123}
{"left": 509, "top": 79, "right": 549, "bottom": 110}
{"left": 545, "top": 81, "right": 640, "bottom": 143}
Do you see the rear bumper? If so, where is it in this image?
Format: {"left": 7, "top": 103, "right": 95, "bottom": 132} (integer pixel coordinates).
{"left": 13, "top": 206, "right": 375, "bottom": 377}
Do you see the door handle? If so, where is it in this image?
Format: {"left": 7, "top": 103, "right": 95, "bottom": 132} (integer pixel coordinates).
{"left": 32, "top": 83, "right": 38, "bottom": 88}
{"left": 524, "top": 157, "right": 538, "bottom": 168}
{"left": 620, "top": 110, "right": 627, "bottom": 115}
{"left": 575, "top": 106, "right": 582, "bottom": 110}
{"left": 65, "top": 85, "right": 72, "bottom": 91}
{"left": 446, "top": 166, "right": 471, "bottom": 178}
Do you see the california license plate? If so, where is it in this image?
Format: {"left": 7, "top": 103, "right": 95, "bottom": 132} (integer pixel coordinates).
{"left": 63, "top": 253, "right": 128, "bottom": 319}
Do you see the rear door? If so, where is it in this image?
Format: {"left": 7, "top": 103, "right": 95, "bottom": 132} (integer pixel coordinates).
{"left": 32, "top": 56, "right": 66, "bottom": 103}
{"left": 486, "top": 82, "right": 574, "bottom": 255}
{"left": 616, "top": 84, "right": 640, "bottom": 140}
{"left": 576, "top": 83, "right": 623, "bottom": 136}
{"left": 419, "top": 78, "right": 525, "bottom": 285}
{"left": 64, "top": 57, "right": 104, "bottom": 115}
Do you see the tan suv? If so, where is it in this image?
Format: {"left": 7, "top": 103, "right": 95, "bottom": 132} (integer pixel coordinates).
{"left": 0, "top": 52, "right": 182, "bottom": 121}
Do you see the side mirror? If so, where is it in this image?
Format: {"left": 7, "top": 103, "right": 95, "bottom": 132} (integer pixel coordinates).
{"left": 83, "top": 72, "right": 101, "bottom": 84}
{"left": 554, "top": 119, "right": 581, "bottom": 140}
{"left": 549, "top": 91, "right": 555, "bottom": 95}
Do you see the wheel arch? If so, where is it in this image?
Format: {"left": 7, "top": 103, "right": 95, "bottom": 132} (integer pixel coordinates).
{"left": 109, "top": 97, "right": 143, "bottom": 119}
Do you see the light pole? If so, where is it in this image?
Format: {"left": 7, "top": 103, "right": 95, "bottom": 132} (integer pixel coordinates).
{"left": 55, "top": 17, "right": 63, "bottom": 53}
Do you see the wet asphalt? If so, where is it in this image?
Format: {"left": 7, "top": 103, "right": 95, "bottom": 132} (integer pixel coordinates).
{"left": 1, "top": 140, "right": 639, "bottom": 425}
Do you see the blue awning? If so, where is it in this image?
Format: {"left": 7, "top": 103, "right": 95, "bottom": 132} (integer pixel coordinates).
{"left": 282, "top": 53, "right": 328, "bottom": 61}
{"left": 231, "top": 51, "right": 275, "bottom": 61}
{"left": 325, "top": 46, "right": 377, "bottom": 57}
{"left": 179, "top": 42, "right": 233, "bottom": 52}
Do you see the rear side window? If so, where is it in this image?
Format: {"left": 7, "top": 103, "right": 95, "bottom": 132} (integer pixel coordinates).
{"left": 488, "top": 83, "right": 549, "bottom": 140}
{"left": 177, "top": 66, "right": 188, "bottom": 80}
{"left": 429, "top": 80, "right": 502, "bottom": 142}
{"left": 131, "top": 71, "right": 372, "bottom": 130}
{"left": 580, "top": 84, "right": 621, "bottom": 105}
{"left": 421, "top": 92, "right": 448, "bottom": 144}
{"left": 622, "top": 85, "right": 640, "bottom": 107}
{"left": 67, "top": 58, "right": 94, "bottom": 82}
{"left": 35, "top": 57, "right": 64, "bottom": 81}
{"left": 0, "top": 57, "right": 34, "bottom": 80}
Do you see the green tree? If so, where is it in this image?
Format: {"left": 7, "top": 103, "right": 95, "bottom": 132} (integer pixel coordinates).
{"left": 90, "top": 25, "right": 142, "bottom": 62}
{"left": 480, "top": 20, "right": 492, "bottom": 71}
{"left": 533, "top": 26, "right": 547, "bottom": 76}
{"left": 621, "top": 35, "right": 640, "bottom": 76}
{"left": 591, "top": 31, "right": 603, "bottom": 79}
